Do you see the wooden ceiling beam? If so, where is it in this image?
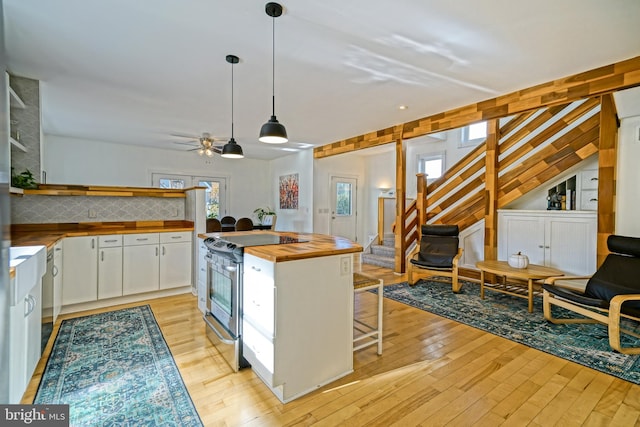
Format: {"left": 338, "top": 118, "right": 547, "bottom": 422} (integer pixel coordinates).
{"left": 313, "top": 55, "right": 640, "bottom": 159}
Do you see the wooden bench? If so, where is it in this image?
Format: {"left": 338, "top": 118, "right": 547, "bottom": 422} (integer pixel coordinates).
{"left": 353, "top": 272, "right": 383, "bottom": 355}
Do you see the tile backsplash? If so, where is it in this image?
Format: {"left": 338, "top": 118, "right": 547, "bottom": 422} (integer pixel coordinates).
{"left": 11, "top": 195, "right": 185, "bottom": 224}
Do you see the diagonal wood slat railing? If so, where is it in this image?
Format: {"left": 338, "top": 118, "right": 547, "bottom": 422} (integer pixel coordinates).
{"left": 389, "top": 97, "right": 603, "bottom": 272}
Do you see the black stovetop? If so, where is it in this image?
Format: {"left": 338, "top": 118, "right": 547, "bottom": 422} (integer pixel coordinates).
{"left": 219, "top": 233, "right": 309, "bottom": 247}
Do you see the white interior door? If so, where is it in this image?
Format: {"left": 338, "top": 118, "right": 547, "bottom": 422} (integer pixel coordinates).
{"left": 330, "top": 176, "right": 357, "bottom": 241}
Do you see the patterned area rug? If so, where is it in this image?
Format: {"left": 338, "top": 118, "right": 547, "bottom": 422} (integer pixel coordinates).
{"left": 384, "top": 280, "right": 640, "bottom": 384}
{"left": 35, "top": 305, "right": 202, "bottom": 426}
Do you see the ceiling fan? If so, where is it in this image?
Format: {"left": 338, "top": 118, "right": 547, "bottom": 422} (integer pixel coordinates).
{"left": 172, "top": 132, "right": 227, "bottom": 157}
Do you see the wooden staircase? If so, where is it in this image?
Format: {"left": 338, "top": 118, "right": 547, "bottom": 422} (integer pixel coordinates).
{"left": 368, "top": 96, "right": 613, "bottom": 273}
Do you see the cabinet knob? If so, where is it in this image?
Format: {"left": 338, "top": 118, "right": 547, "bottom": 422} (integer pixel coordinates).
{"left": 590, "top": 177, "right": 598, "bottom": 181}
{"left": 538, "top": 245, "right": 544, "bottom": 248}
{"left": 590, "top": 198, "right": 598, "bottom": 202}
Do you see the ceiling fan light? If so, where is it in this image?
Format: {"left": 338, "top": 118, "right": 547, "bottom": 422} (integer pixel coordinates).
{"left": 221, "top": 138, "right": 244, "bottom": 159}
{"left": 197, "top": 147, "right": 205, "bottom": 156}
{"left": 259, "top": 115, "right": 288, "bottom": 143}
{"left": 205, "top": 148, "right": 214, "bottom": 157}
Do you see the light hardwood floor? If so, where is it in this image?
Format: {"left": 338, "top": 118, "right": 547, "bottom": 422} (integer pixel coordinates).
{"left": 22, "top": 264, "right": 640, "bottom": 426}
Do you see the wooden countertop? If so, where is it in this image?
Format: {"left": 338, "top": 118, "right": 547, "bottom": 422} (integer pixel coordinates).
{"left": 198, "top": 230, "right": 362, "bottom": 262}
{"left": 11, "top": 220, "right": 194, "bottom": 249}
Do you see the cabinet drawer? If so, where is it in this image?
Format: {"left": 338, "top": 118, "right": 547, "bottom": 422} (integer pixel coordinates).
{"left": 160, "top": 231, "right": 192, "bottom": 243}
{"left": 123, "top": 233, "right": 159, "bottom": 246}
{"left": 243, "top": 321, "right": 274, "bottom": 379}
{"left": 98, "top": 235, "right": 122, "bottom": 247}
{"left": 243, "top": 279, "right": 275, "bottom": 338}
{"left": 580, "top": 169, "right": 598, "bottom": 190}
{"left": 580, "top": 190, "right": 598, "bottom": 211}
{"left": 244, "top": 254, "right": 274, "bottom": 278}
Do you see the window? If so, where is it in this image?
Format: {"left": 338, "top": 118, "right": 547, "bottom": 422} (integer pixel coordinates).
{"left": 335, "top": 182, "right": 353, "bottom": 216}
{"left": 417, "top": 153, "right": 445, "bottom": 181}
{"left": 152, "top": 173, "right": 227, "bottom": 219}
{"left": 460, "top": 121, "right": 487, "bottom": 147}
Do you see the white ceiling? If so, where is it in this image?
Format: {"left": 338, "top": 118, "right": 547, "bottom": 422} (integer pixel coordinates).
{"left": 4, "top": 0, "right": 640, "bottom": 160}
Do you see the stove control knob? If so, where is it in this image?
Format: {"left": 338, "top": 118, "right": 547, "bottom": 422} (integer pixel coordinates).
{"left": 226, "top": 243, "right": 236, "bottom": 250}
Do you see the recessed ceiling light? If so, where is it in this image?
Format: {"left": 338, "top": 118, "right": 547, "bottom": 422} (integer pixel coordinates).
{"left": 399, "top": 105, "right": 408, "bottom": 110}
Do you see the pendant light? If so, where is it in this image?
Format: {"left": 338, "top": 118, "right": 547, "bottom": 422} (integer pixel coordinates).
{"left": 259, "top": 2, "right": 288, "bottom": 144}
{"left": 221, "top": 54, "right": 244, "bottom": 159}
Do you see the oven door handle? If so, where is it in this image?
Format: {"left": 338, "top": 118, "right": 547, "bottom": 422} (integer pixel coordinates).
{"left": 203, "top": 314, "right": 236, "bottom": 345}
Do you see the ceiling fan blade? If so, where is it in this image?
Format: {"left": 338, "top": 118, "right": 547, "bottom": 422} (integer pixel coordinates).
{"left": 173, "top": 140, "right": 199, "bottom": 146}
{"left": 170, "top": 132, "right": 201, "bottom": 139}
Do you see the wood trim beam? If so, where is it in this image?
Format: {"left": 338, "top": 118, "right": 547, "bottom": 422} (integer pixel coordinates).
{"left": 394, "top": 126, "right": 406, "bottom": 273}
{"left": 313, "top": 55, "right": 640, "bottom": 159}
{"left": 484, "top": 119, "right": 499, "bottom": 262}
{"left": 597, "top": 94, "right": 618, "bottom": 267}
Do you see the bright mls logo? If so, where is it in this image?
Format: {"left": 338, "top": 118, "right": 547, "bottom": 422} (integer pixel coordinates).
{"left": 1, "top": 405, "right": 68, "bottom": 426}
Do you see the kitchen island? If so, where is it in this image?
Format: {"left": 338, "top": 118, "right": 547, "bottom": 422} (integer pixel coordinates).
{"left": 199, "top": 230, "right": 362, "bottom": 403}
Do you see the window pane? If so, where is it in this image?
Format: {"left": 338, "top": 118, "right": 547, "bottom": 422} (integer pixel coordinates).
{"left": 159, "top": 178, "right": 185, "bottom": 189}
{"left": 423, "top": 158, "right": 443, "bottom": 179}
{"left": 468, "top": 122, "right": 487, "bottom": 140}
{"left": 336, "top": 182, "right": 352, "bottom": 216}
{"left": 199, "top": 180, "right": 221, "bottom": 219}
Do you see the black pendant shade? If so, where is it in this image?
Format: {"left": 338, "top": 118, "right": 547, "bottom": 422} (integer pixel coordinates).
{"left": 259, "top": 2, "right": 288, "bottom": 144}
{"left": 221, "top": 54, "right": 244, "bottom": 159}
{"left": 221, "top": 137, "right": 243, "bottom": 158}
{"left": 259, "top": 115, "right": 287, "bottom": 143}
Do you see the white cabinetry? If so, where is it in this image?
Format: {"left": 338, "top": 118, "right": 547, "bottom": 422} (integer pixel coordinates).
{"left": 498, "top": 210, "right": 597, "bottom": 276}
{"left": 123, "top": 233, "right": 160, "bottom": 295}
{"left": 159, "top": 232, "right": 192, "bottom": 290}
{"left": 242, "top": 253, "right": 353, "bottom": 403}
{"left": 62, "top": 236, "right": 98, "bottom": 305}
{"left": 98, "top": 235, "right": 123, "bottom": 299}
{"left": 579, "top": 169, "right": 599, "bottom": 211}
{"left": 52, "top": 242, "right": 63, "bottom": 320}
{"left": 197, "top": 239, "right": 208, "bottom": 313}
{"left": 9, "top": 272, "right": 43, "bottom": 403}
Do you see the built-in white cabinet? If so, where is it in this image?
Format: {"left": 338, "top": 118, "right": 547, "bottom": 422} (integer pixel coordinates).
{"left": 197, "top": 239, "right": 208, "bottom": 314}
{"left": 498, "top": 210, "right": 597, "bottom": 276}
{"left": 62, "top": 236, "right": 98, "bottom": 305}
{"left": 98, "top": 236, "right": 123, "bottom": 299}
{"left": 123, "top": 233, "right": 160, "bottom": 295}
{"left": 62, "top": 231, "right": 192, "bottom": 304}
{"left": 9, "top": 272, "right": 43, "bottom": 403}
{"left": 52, "top": 241, "right": 63, "bottom": 321}
{"left": 159, "top": 232, "right": 192, "bottom": 290}
{"left": 242, "top": 253, "right": 353, "bottom": 403}
{"left": 580, "top": 169, "right": 599, "bottom": 211}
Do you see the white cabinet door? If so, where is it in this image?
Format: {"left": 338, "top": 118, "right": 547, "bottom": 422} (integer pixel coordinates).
{"left": 52, "top": 242, "right": 63, "bottom": 321}
{"left": 197, "top": 239, "right": 208, "bottom": 313}
{"left": 159, "top": 231, "right": 192, "bottom": 290}
{"left": 498, "top": 214, "right": 545, "bottom": 265}
{"left": 98, "top": 246, "right": 123, "bottom": 299}
{"left": 546, "top": 216, "right": 596, "bottom": 275}
{"left": 160, "top": 241, "right": 192, "bottom": 289}
{"left": 62, "top": 236, "right": 98, "bottom": 305}
{"left": 123, "top": 245, "right": 159, "bottom": 295}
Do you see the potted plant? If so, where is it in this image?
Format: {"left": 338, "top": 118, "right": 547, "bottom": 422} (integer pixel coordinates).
{"left": 253, "top": 206, "right": 275, "bottom": 224}
{"left": 11, "top": 168, "right": 38, "bottom": 189}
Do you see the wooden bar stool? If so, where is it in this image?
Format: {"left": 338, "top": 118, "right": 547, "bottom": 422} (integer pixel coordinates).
{"left": 353, "top": 272, "right": 383, "bottom": 355}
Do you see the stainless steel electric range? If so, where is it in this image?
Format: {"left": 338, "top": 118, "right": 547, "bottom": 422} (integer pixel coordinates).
{"left": 202, "top": 233, "right": 309, "bottom": 372}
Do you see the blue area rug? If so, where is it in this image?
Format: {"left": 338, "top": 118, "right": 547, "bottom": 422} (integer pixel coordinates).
{"left": 384, "top": 280, "right": 640, "bottom": 384}
{"left": 34, "top": 305, "right": 203, "bottom": 426}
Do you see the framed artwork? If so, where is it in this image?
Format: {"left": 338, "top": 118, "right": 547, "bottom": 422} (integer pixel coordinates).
{"left": 279, "top": 173, "right": 299, "bottom": 209}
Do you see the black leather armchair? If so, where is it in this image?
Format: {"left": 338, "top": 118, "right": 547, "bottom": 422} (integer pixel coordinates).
{"left": 407, "top": 224, "right": 463, "bottom": 292}
{"left": 542, "top": 234, "right": 640, "bottom": 354}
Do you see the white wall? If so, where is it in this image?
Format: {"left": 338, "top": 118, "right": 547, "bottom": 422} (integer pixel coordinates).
{"left": 270, "top": 149, "right": 314, "bottom": 232}
{"left": 405, "top": 130, "right": 477, "bottom": 199}
{"left": 43, "top": 135, "right": 272, "bottom": 219}
{"left": 616, "top": 115, "right": 640, "bottom": 237}
{"left": 363, "top": 148, "right": 396, "bottom": 239}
